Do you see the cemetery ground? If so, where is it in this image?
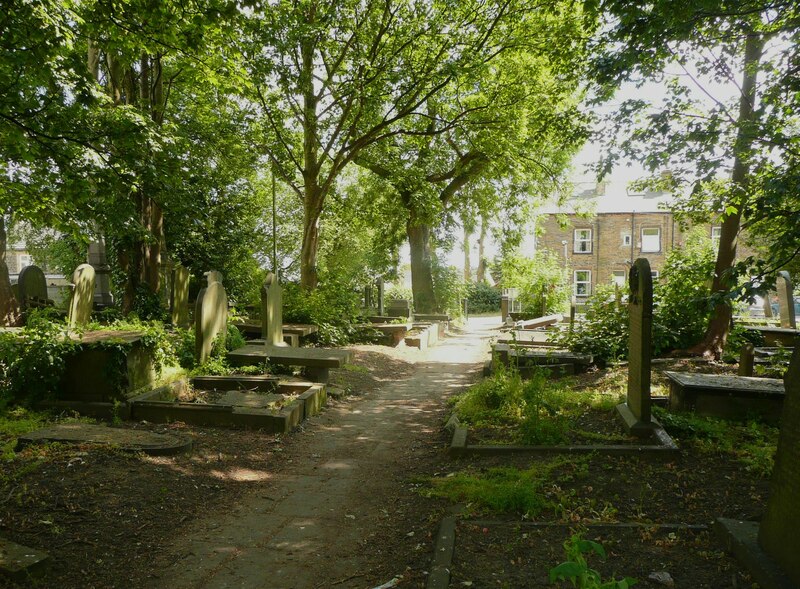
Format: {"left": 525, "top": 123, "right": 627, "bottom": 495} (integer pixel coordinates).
{"left": 0, "top": 320, "right": 780, "bottom": 588}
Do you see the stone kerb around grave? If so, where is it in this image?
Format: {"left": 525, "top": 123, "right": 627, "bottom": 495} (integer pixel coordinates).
{"left": 18, "top": 265, "right": 50, "bottom": 309}
{"left": 616, "top": 258, "right": 656, "bottom": 437}
{"left": 261, "top": 272, "right": 285, "bottom": 346}
{"left": 195, "top": 280, "right": 228, "bottom": 364}
{"left": 67, "top": 263, "right": 96, "bottom": 329}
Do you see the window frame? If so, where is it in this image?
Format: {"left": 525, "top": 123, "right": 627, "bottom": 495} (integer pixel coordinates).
{"left": 574, "top": 270, "right": 592, "bottom": 297}
{"left": 641, "top": 227, "right": 661, "bottom": 253}
{"left": 573, "top": 228, "right": 593, "bottom": 254}
{"left": 611, "top": 270, "right": 626, "bottom": 287}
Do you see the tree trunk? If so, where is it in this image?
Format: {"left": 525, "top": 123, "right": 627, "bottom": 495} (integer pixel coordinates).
{"left": 300, "top": 192, "right": 322, "bottom": 290}
{"left": 299, "top": 34, "right": 322, "bottom": 290}
{"left": 0, "top": 215, "right": 21, "bottom": 326}
{"left": 407, "top": 209, "right": 438, "bottom": 313}
{"left": 690, "top": 33, "right": 763, "bottom": 359}
{"left": 463, "top": 225, "right": 472, "bottom": 282}
{"left": 476, "top": 216, "right": 487, "bottom": 283}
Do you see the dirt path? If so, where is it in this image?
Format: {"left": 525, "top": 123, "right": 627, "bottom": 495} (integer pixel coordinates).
{"left": 152, "top": 318, "right": 496, "bottom": 589}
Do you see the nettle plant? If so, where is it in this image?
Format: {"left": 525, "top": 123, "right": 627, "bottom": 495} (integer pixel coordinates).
{"left": 549, "top": 533, "right": 637, "bottom": 589}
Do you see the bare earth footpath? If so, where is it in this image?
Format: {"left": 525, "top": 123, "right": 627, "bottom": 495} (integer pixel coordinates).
{"left": 150, "top": 318, "right": 494, "bottom": 589}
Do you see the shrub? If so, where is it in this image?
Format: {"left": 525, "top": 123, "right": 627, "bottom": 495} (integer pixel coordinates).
{"left": 466, "top": 282, "right": 501, "bottom": 313}
{"left": 283, "top": 281, "right": 362, "bottom": 346}
{"left": 498, "top": 250, "right": 570, "bottom": 317}
{"left": 432, "top": 261, "right": 469, "bottom": 319}
{"left": 554, "top": 284, "right": 628, "bottom": 363}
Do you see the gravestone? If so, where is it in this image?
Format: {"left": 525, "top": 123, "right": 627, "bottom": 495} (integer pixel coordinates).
{"left": 763, "top": 293, "right": 773, "bottom": 318}
{"left": 616, "top": 258, "right": 654, "bottom": 437}
{"left": 569, "top": 296, "right": 576, "bottom": 327}
{"left": 776, "top": 271, "right": 796, "bottom": 329}
{"left": 17, "top": 265, "right": 49, "bottom": 309}
{"left": 364, "top": 284, "right": 372, "bottom": 311}
{"left": 376, "top": 277, "right": 385, "bottom": 316}
{"left": 758, "top": 346, "right": 800, "bottom": 585}
{"left": 67, "top": 264, "right": 96, "bottom": 329}
{"left": 260, "top": 272, "right": 285, "bottom": 346}
{"left": 195, "top": 280, "right": 228, "bottom": 364}
{"left": 205, "top": 270, "right": 223, "bottom": 286}
{"left": 500, "top": 295, "right": 510, "bottom": 322}
{"left": 738, "top": 343, "right": 755, "bottom": 377}
{"left": 387, "top": 299, "right": 411, "bottom": 318}
{"left": 171, "top": 265, "right": 190, "bottom": 328}
{"left": 87, "top": 238, "right": 114, "bottom": 307}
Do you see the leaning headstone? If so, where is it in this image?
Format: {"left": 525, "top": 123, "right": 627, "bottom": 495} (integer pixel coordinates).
{"left": 376, "top": 277, "right": 385, "bottom": 316}
{"left": 17, "top": 265, "right": 49, "bottom": 309}
{"left": 260, "top": 272, "right": 284, "bottom": 346}
{"left": 616, "top": 258, "right": 654, "bottom": 437}
{"left": 763, "top": 293, "right": 773, "bottom": 318}
{"left": 758, "top": 346, "right": 800, "bottom": 585}
{"left": 195, "top": 281, "right": 228, "bottom": 364}
{"left": 171, "top": 265, "right": 190, "bottom": 328}
{"left": 776, "top": 271, "right": 796, "bottom": 329}
{"left": 205, "top": 270, "right": 223, "bottom": 286}
{"left": 738, "top": 343, "right": 755, "bottom": 377}
{"left": 67, "top": 264, "right": 96, "bottom": 329}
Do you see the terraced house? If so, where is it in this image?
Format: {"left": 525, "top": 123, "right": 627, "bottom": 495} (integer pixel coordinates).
{"left": 535, "top": 182, "right": 727, "bottom": 300}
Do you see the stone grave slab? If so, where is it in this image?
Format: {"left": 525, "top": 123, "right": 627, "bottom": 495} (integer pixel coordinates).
{"left": 0, "top": 537, "right": 50, "bottom": 581}
{"left": 741, "top": 325, "right": 800, "bottom": 347}
{"left": 666, "top": 371, "right": 784, "bottom": 422}
{"left": 515, "top": 314, "right": 563, "bottom": 330}
{"left": 217, "top": 390, "right": 286, "bottom": 408}
{"left": 18, "top": 423, "right": 192, "bottom": 455}
{"left": 67, "top": 263, "right": 96, "bottom": 328}
{"left": 227, "top": 344, "right": 352, "bottom": 383}
{"left": 387, "top": 299, "right": 411, "bottom": 318}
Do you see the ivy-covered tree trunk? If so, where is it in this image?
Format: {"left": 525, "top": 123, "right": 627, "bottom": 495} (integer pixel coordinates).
{"left": 476, "top": 216, "right": 487, "bottom": 283}
{"left": 0, "top": 214, "right": 21, "bottom": 326}
{"left": 299, "top": 35, "right": 322, "bottom": 291}
{"left": 463, "top": 225, "right": 471, "bottom": 282}
{"left": 407, "top": 208, "right": 438, "bottom": 313}
{"left": 690, "top": 32, "right": 763, "bottom": 359}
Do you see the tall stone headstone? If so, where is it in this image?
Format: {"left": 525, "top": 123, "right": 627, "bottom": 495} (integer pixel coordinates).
{"left": 88, "top": 239, "right": 114, "bottom": 307}
{"left": 171, "top": 265, "right": 190, "bottom": 328}
{"left": 67, "top": 264, "right": 96, "bottom": 329}
{"left": 364, "top": 284, "right": 373, "bottom": 311}
{"left": 763, "top": 293, "right": 774, "bottom": 318}
{"left": 738, "top": 343, "right": 755, "bottom": 377}
{"left": 205, "top": 270, "right": 224, "bottom": 286}
{"left": 569, "top": 296, "right": 577, "bottom": 327}
{"left": 758, "top": 346, "right": 800, "bottom": 585}
{"left": 260, "top": 272, "right": 284, "bottom": 346}
{"left": 376, "top": 277, "right": 385, "bottom": 316}
{"left": 18, "top": 265, "right": 49, "bottom": 309}
{"left": 500, "top": 295, "right": 510, "bottom": 322}
{"left": 776, "top": 271, "right": 796, "bottom": 329}
{"left": 616, "top": 258, "right": 654, "bottom": 437}
{"left": 195, "top": 281, "right": 228, "bottom": 364}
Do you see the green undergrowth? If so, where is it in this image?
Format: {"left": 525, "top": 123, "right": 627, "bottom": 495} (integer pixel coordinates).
{"left": 654, "top": 407, "right": 777, "bottom": 477}
{"left": 424, "top": 455, "right": 589, "bottom": 518}
{"left": 450, "top": 364, "right": 625, "bottom": 445}
{"left": 0, "top": 407, "right": 95, "bottom": 461}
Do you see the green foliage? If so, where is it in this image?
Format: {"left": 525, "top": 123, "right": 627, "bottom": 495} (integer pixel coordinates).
{"left": 0, "top": 407, "right": 51, "bottom": 460}
{"left": 432, "top": 261, "right": 469, "bottom": 319}
{"left": 499, "top": 250, "right": 570, "bottom": 317}
{"left": 653, "top": 231, "right": 716, "bottom": 351}
{"left": 466, "top": 283, "right": 501, "bottom": 313}
{"left": 88, "top": 317, "right": 175, "bottom": 375}
{"left": 549, "top": 532, "right": 637, "bottom": 588}
{"left": 283, "top": 282, "right": 361, "bottom": 346}
{"left": 130, "top": 284, "right": 168, "bottom": 322}
{"left": 654, "top": 408, "right": 777, "bottom": 477}
{"left": 722, "top": 324, "right": 765, "bottom": 364}
{"left": 554, "top": 285, "right": 628, "bottom": 364}
{"left": 0, "top": 311, "right": 75, "bottom": 407}
{"left": 426, "top": 457, "right": 578, "bottom": 517}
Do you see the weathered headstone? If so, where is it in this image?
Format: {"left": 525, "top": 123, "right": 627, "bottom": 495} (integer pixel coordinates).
{"left": 17, "top": 265, "right": 49, "bottom": 309}
{"left": 387, "top": 299, "right": 411, "bottom": 318}
{"left": 87, "top": 238, "right": 114, "bottom": 307}
{"left": 616, "top": 258, "right": 654, "bottom": 437}
{"left": 758, "top": 346, "right": 800, "bottom": 585}
{"left": 500, "top": 295, "right": 510, "bottom": 322}
{"left": 738, "top": 343, "right": 755, "bottom": 377}
{"left": 195, "top": 281, "right": 228, "bottom": 364}
{"left": 205, "top": 270, "right": 223, "bottom": 286}
{"left": 376, "top": 277, "right": 385, "bottom": 316}
{"left": 569, "top": 296, "right": 576, "bottom": 327}
{"left": 171, "top": 265, "right": 190, "bottom": 328}
{"left": 67, "top": 264, "right": 96, "bottom": 329}
{"left": 364, "top": 284, "right": 373, "bottom": 311}
{"left": 776, "top": 271, "right": 796, "bottom": 329}
{"left": 260, "top": 272, "right": 284, "bottom": 346}
{"left": 763, "top": 293, "right": 773, "bottom": 318}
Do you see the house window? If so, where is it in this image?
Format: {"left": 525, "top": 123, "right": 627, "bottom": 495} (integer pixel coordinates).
{"left": 711, "top": 226, "right": 722, "bottom": 248}
{"left": 18, "top": 254, "right": 32, "bottom": 270}
{"left": 573, "top": 229, "right": 592, "bottom": 253}
{"left": 611, "top": 271, "right": 626, "bottom": 287}
{"left": 622, "top": 233, "right": 631, "bottom": 247}
{"left": 651, "top": 271, "right": 660, "bottom": 280}
{"left": 574, "top": 270, "right": 591, "bottom": 297}
{"left": 641, "top": 227, "right": 661, "bottom": 252}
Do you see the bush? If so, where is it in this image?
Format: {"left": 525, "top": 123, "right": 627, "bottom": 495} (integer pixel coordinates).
{"left": 466, "top": 283, "right": 501, "bottom": 313}
{"left": 283, "top": 281, "right": 361, "bottom": 346}
{"left": 432, "top": 261, "right": 469, "bottom": 319}
{"left": 498, "top": 250, "right": 570, "bottom": 317}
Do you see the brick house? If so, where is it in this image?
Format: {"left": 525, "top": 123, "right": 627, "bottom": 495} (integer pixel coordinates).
{"left": 535, "top": 184, "right": 725, "bottom": 300}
